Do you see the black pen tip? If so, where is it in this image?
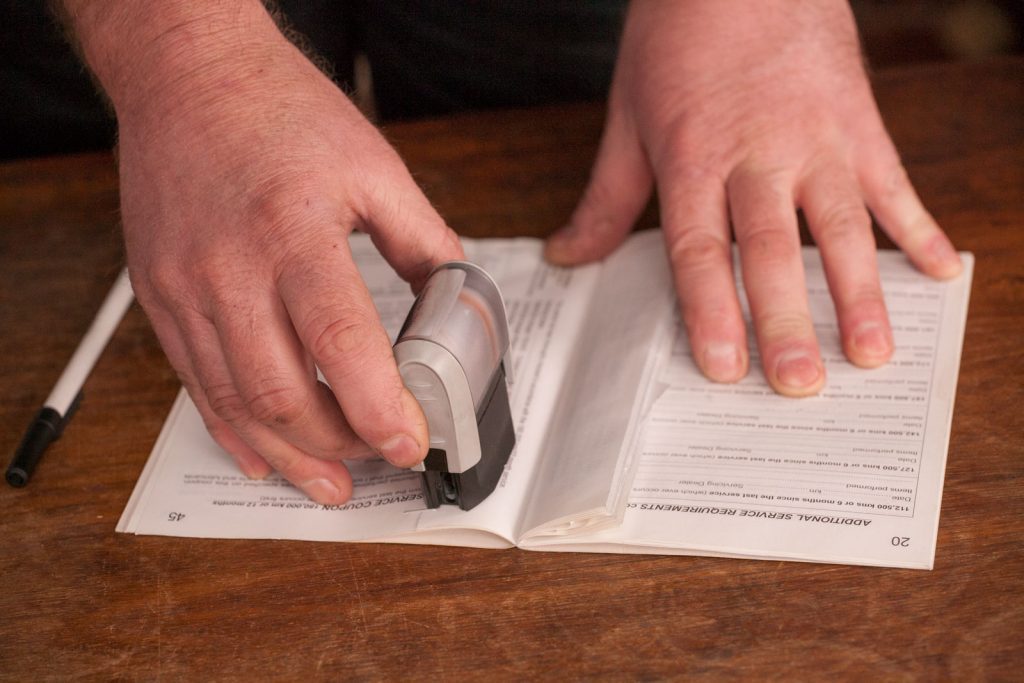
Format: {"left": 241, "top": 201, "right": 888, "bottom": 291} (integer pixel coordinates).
{"left": 6, "top": 467, "right": 28, "bottom": 488}
{"left": 6, "top": 407, "right": 65, "bottom": 488}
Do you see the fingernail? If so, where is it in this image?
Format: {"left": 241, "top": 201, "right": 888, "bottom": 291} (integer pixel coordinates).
{"left": 851, "top": 322, "right": 893, "bottom": 360}
{"left": 302, "top": 478, "right": 344, "bottom": 505}
{"left": 380, "top": 433, "right": 423, "bottom": 467}
{"left": 775, "top": 350, "right": 823, "bottom": 391}
{"left": 703, "top": 342, "right": 743, "bottom": 381}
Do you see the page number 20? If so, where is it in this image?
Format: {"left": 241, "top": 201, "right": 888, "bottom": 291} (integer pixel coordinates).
{"left": 891, "top": 536, "right": 910, "bottom": 547}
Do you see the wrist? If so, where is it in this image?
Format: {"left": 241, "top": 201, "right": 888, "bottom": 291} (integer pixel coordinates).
{"left": 62, "top": 1, "right": 287, "bottom": 122}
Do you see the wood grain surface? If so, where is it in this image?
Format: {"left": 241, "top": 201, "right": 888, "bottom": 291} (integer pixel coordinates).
{"left": 1, "top": 58, "right": 1021, "bottom": 680}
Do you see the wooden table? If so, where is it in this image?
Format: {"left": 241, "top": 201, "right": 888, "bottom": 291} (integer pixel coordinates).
{"left": 1, "top": 57, "right": 1021, "bottom": 680}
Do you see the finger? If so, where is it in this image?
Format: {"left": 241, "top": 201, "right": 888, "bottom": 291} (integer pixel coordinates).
{"left": 857, "top": 139, "right": 961, "bottom": 279}
{"left": 208, "top": 284, "right": 375, "bottom": 461}
{"left": 545, "top": 105, "right": 653, "bottom": 265}
{"left": 278, "top": 243, "right": 429, "bottom": 468}
{"left": 179, "top": 309, "right": 355, "bottom": 504}
{"left": 658, "top": 161, "right": 748, "bottom": 383}
{"left": 357, "top": 149, "right": 465, "bottom": 288}
{"left": 143, "top": 299, "right": 274, "bottom": 479}
{"left": 799, "top": 159, "right": 893, "bottom": 368}
{"left": 728, "top": 164, "right": 825, "bottom": 397}
{"left": 184, "top": 368, "right": 277, "bottom": 480}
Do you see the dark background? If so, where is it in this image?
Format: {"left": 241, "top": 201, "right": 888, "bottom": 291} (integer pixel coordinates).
{"left": 1, "top": 0, "right": 1022, "bottom": 161}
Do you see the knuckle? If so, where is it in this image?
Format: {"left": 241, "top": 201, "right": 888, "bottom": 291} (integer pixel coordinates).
{"left": 681, "top": 307, "right": 744, "bottom": 342}
{"left": 655, "top": 119, "right": 705, "bottom": 167}
{"left": 757, "top": 312, "right": 815, "bottom": 344}
{"left": 249, "top": 182, "right": 317, "bottom": 233}
{"left": 146, "top": 259, "right": 182, "bottom": 298}
{"left": 139, "top": 258, "right": 196, "bottom": 314}
{"left": 740, "top": 224, "right": 800, "bottom": 266}
{"left": 172, "top": 249, "right": 256, "bottom": 314}
{"left": 247, "top": 181, "right": 353, "bottom": 251}
{"left": 883, "top": 162, "right": 913, "bottom": 196}
{"left": 661, "top": 124, "right": 697, "bottom": 160}
{"left": 313, "top": 432, "right": 365, "bottom": 460}
{"left": 201, "top": 274, "right": 247, "bottom": 312}
{"left": 814, "top": 201, "right": 871, "bottom": 244}
{"left": 732, "top": 156, "right": 792, "bottom": 191}
{"left": 360, "top": 389, "right": 406, "bottom": 425}
{"left": 249, "top": 448, "right": 298, "bottom": 480}
{"left": 667, "top": 231, "right": 731, "bottom": 274}
{"left": 205, "top": 382, "right": 251, "bottom": 426}
{"left": 141, "top": 250, "right": 261, "bottom": 320}
{"left": 657, "top": 143, "right": 726, "bottom": 192}
{"left": 306, "top": 309, "right": 379, "bottom": 369}
{"left": 842, "top": 283, "right": 887, "bottom": 314}
{"left": 245, "top": 382, "right": 309, "bottom": 428}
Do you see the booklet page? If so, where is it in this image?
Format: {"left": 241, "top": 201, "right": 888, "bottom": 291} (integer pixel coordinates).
{"left": 118, "top": 235, "right": 599, "bottom": 545}
{"left": 518, "top": 230, "right": 675, "bottom": 539}
{"left": 531, "top": 249, "right": 973, "bottom": 568}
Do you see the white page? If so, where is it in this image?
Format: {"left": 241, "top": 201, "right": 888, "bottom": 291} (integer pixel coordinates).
{"left": 397, "top": 237, "right": 600, "bottom": 540}
{"left": 530, "top": 249, "right": 973, "bottom": 569}
{"left": 518, "top": 230, "right": 676, "bottom": 540}
{"left": 118, "top": 235, "right": 599, "bottom": 545}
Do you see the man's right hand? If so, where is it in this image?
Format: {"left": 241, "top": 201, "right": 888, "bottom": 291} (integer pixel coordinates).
{"left": 68, "top": 1, "right": 463, "bottom": 503}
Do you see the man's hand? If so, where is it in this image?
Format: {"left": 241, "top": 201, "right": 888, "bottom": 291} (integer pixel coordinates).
{"left": 69, "top": 2, "right": 462, "bottom": 503}
{"left": 547, "top": 0, "right": 962, "bottom": 396}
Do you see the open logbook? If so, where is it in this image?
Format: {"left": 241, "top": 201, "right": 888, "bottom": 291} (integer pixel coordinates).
{"left": 118, "top": 230, "right": 973, "bottom": 569}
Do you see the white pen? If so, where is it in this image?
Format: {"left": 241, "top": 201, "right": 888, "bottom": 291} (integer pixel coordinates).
{"left": 6, "top": 268, "right": 135, "bottom": 487}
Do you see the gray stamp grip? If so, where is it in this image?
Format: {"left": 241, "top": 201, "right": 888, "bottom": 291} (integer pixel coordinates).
{"left": 393, "top": 262, "right": 515, "bottom": 511}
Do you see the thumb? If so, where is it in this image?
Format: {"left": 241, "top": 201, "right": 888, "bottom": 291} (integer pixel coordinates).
{"left": 359, "top": 148, "right": 465, "bottom": 289}
{"left": 545, "top": 106, "right": 653, "bottom": 265}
